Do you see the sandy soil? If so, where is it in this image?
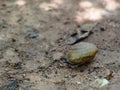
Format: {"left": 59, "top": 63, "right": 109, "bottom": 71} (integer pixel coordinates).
{"left": 0, "top": 0, "right": 120, "bottom": 90}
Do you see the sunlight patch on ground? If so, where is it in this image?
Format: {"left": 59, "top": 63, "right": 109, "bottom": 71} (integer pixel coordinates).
{"left": 75, "top": 1, "right": 107, "bottom": 23}
{"left": 103, "top": 0, "right": 120, "bottom": 11}
{"left": 75, "top": 8, "right": 107, "bottom": 23}
{"left": 39, "top": 0, "right": 63, "bottom": 11}
{"left": 15, "top": 0, "right": 26, "bottom": 6}
{"left": 75, "top": 0, "right": 119, "bottom": 23}
{"left": 79, "top": 1, "right": 93, "bottom": 8}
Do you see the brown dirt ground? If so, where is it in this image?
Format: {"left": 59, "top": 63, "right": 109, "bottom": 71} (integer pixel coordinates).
{"left": 0, "top": 0, "right": 120, "bottom": 90}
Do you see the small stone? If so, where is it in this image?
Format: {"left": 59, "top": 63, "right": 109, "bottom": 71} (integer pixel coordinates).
{"left": 27, "top": 31, "right": 38, "bottom": 39}
{"left": 90, "top": 78, "right": 109, "bottom": 88}
{"left": 66, "top": 42, "right": 98, "bottom": 65}
{"left": 44, "top": 6, "right": 54, "bottom": 11}
{"left": 25, "top": 27, "right": 39, "bottom": 39}
{"left": 76, "top": 81, "right": 81, "bottom": 85}
{"left": 64, "top": 75, "right": 70, "bottom": 78}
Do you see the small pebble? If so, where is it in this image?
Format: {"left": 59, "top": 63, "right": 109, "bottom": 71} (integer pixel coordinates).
{"left": 76, "top": 81, "right": 81, "bottom": 85}
{"left": 25, "top": 27, "right": 39, "bottom": 39}
{"left": 27, "top": 31, "right": 38, "bottom": 39}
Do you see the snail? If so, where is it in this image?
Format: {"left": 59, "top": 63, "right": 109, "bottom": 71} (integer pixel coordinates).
{"left": 66, "top": 42, "right": 98, "bottom": 66}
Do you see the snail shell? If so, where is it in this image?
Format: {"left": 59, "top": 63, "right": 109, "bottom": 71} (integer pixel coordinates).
{"left": 67, "top": 42, "right": 98, "bottom": 65}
